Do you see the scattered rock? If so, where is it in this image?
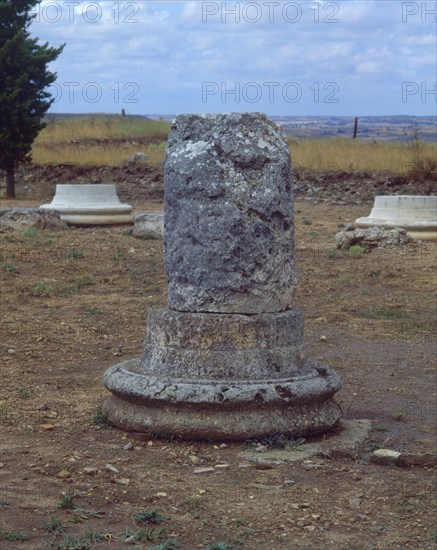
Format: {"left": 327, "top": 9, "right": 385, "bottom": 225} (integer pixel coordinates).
{"left": 132, "top": 211, "right": 164, "bottom": 240}
{"left": 0, "top": 208, "right": 68, "bottom": 232}
{"left": 370, "top": 449, "right": 401, "bottom": 465}
{"left": 348, "top": 496, "right": 362, "bottom": 507}
{"left": 155, "top": 492, "right": 167, "bottom": 497}
{"left": 36, "top": 404, "right": 50, "bottom": 411}
{"left": 57, "top": 469, "right": 70, "bottom": 479}
{"left": 105, "top": 463, "right": 119, "bottom": 473}
{"left": 115, "top": 478, "right": 130, "bottom": 486}
{"left": 189, "top": 455, "right": 200, "bottom": 464}
{"left": 83, "top": 467, "right": 99, "bottom": 475}
{"left": 335, "top": 226, "right": 414, "bottom": 250}
{"left": 194, "top": 467, "right": 215, "bottom": 474}
{"left": 123, "top": 442, "right": 134, "bottom": 451}
{"left": 401, "top": 452, "right": 436, "bottom": 467}
{"left": 40, "top": 423, "right": 56, "bottom": 430}
{"left": 255, "top": 461, "right": 273, "bottom": 470}
{"left": 128, "top": 152, "right": 148, "bottom": 164}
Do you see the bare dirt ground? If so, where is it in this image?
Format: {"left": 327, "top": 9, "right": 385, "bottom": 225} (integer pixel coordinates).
{"left": 0, "top": 172, "right": 436, "bottom": 550}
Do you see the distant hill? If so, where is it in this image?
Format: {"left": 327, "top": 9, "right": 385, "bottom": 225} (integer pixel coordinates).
{"left": 271, "top": 115, "right": 436, "bottom": 142}
{"left": 46, "top": 113, "right": 436, "bottom": 142}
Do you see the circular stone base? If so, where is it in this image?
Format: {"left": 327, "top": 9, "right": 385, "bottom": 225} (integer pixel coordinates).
{"left": 355, "top": 195, "right": 437, "bottom": 241}
{"left": 58, "top": 213, "right": 134, "bottom": 226}
{"left": 103, "top": 358, "right": 342, "bottom": 440}
{"left": 40, "top": 184, "right": 134, "bottom": 226}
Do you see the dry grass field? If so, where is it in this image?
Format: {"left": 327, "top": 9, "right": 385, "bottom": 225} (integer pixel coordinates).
{"left": 31, "top": 116, "right": 437, "bottom": 179}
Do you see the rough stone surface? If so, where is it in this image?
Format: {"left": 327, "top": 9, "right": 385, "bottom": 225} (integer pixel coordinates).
{"left": 133, "top": 211, "right": 164, "bottom": 239}
{"left": 336, "top": 225, "right": 414, "bottom": 250}
{"left": 239, "top": 419, "right": 371, "bottom": 463}
{"left": 0, "top": 208, "right": 68, "bottom": 232}
{"left": 103, "top": 113, "right": 342, "bottom": 441}
{"left": 128, "top": 152, "right": 148, "bottom": 165}
{"left": 164, "top": 113, "right": 296, "bottom": 314}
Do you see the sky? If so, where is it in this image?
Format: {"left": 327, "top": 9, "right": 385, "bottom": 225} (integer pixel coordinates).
{"left": 30, "top": 0, "right": 437, "bottom": 116}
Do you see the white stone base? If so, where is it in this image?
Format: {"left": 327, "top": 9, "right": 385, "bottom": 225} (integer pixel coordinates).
{"left": 355, "top": 195, "right": 436, "bottom": 241}
{"left": 40, "top": 184, "right": 133, "bottom": 226}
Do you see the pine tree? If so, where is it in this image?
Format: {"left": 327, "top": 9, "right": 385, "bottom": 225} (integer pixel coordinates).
{"left": 0, "top": 0, "right": 64, "bottom": 198}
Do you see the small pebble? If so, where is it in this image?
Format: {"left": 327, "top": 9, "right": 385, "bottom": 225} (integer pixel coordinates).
{"left": 194, "top": 467, "right": 215, "bottom": 474}
{"left": 83, "top": 467, "right": 98, "bottom": 475}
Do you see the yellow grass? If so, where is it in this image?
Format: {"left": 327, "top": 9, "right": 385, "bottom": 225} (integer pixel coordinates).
{"left": 290, "top": 137, "right": 437, "bottom": 177}
{"left": 31, "top": 116, "right": 436, "bottom": 177}
{"left": 38, "top": 115, "right": 170, "bottom": 141}
{"left": 32, "top": 141, "right": 166, "bottom": 168}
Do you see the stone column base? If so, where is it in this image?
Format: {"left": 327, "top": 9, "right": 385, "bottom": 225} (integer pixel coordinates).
{"left": 103, "top": 358, "right": 342, "bottom": 441}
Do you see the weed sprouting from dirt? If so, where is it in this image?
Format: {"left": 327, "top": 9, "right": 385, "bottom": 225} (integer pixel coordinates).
{"left": 134, "top": 526, "right": 168, "bottom": 543}
{"left": 81, "top": 529, "right": 108, "bottom": 543}
{"left": 0, "top": 529, "right": 31, "bottom": 541}
{"left": 22, "top": 227, "right": 38, "bottom": 239}
{"left": 66, "top": 250, "right": 84, "bottom": 260}
{"left": 349, "top": 245, "right": 365, "bottom": 258}
{"left": 41, "top": 514, "right": 65, "bottom": 535}
{"left": 58, "top": 494, "right": 75, "bottom": 509}
{"left": 148, "top": 538, "right": 177, "bottom": 550}
{"left": 92, "top": 406, "right": 111, "bottom": 429}
{"left": 74, "top": 276, "right": 95, "bottom": 290}
{"left": 51, "top": 534, "right": 91, "bottom": 550}
{"left": 33, "top": 280, "right": 52, "bottom": 297}
{"left": 359, "top": 308, "right": 398, "bottom": 320}
{"left": 2, "top": 262, "right": 18, "bottom": 272}
{"left": 206, "top": 542, "right": 239, "bottom": 550}
{"left": 134, "top": 508, "right": 168, "bottom": 525}
{"left": 0, "top": 401, "right": 13, "bottom": 424}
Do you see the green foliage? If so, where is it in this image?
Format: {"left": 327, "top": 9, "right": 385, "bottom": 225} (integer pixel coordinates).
{"left": 134, "top": 526, "right": 167, "bottom": 542}
{"left": 74, "top": 276, "right": 94, "bottom": 290}
{"left": 134, "top": 509, "right": 167, "bottom": 525}
{"left": 206, "top": 543, "right": 237, "bottom": 550}
{"left": 2, "top": 262, "right": 18, "bottom": 272}
{"left": 41, "top": 514, "right": 64, "bottom": 535}
{"left": 93, "top": 406, "right": 111, "bottom": 428}
{"left": 359, "top": 308, "right": 397, "bottom": 319}
{"left": 148, "top": 539, "right": 177, "bottom": 550}
{"left": 22, "top": 226, "right": 38, "bottom": 238}
{"left": 33, "top": 280, "right": 51, "bottom": 296}
{"left": 0, "top": 0, "right": 65, "bottom": 197}
{"left": 349, "top": 245, "right": 365, "bottom": 258}
{"left": 81, "top": 530, "right": 107, "bottom": 543}
{"left": 58, "top": 494, "right": 74, "bottom": 509}
{"left": 51, "top": 535, "right": 91, "bottom": 550}
{"left": 66, "top": 250, "right": 84, "bottom": 260}
{"left": 0, "top": 400, "right": 13, "bottom": 424}
{"left": 0, "top": 529, "right": 31, "bottom": 541}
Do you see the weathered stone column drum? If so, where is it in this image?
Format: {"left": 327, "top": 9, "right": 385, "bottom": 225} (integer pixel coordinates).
{"left": 103, "top": 113, "right": 341, "bottom": 440}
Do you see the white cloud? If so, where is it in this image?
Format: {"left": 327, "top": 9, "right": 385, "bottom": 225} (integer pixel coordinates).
{"left": 28, "top": 0, "right": 436, "bottom": 115}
